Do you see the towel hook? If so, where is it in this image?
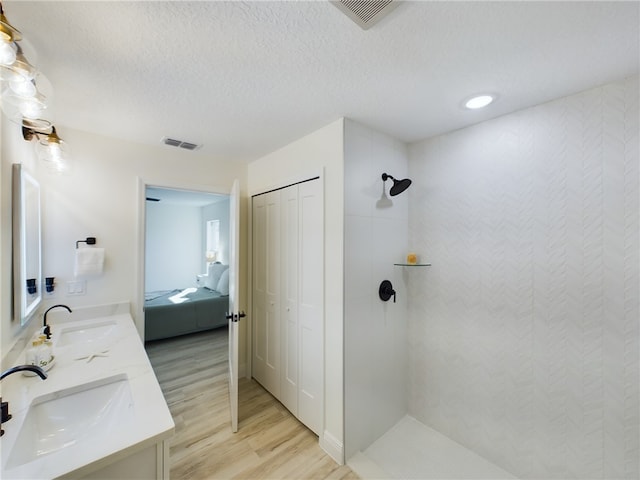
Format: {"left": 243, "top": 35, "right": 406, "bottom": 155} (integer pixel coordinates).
{"left": 76, "top": 237, "right": 97, "bottom": 249}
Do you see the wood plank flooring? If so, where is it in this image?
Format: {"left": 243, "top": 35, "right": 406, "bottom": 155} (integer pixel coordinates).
{"left": 145, "top": 327, "right": 358, "bottom": 480}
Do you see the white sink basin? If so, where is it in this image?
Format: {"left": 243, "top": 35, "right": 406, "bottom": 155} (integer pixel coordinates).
{"left": 6, "top": 374, "right": 134, "bottom": 468}
{"left": 56, "top": 319, "right": 117, "bottom": 347}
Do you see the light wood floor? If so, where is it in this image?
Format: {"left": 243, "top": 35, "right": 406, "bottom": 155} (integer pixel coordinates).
{"left": 145, "top": 327, "right": 358, "bottom": 480}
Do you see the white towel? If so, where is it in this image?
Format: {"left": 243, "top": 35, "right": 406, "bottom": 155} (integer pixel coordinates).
{"left": 168, "top": 287, "right": 197, "bottom": 304}
{"left": 74, "top": 247, "right": 105, "bottom": 276}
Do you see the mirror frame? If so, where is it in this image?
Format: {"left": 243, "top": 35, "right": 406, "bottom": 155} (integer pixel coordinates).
{"left": 12, "top": 163, "right": 42, "bottom": 325}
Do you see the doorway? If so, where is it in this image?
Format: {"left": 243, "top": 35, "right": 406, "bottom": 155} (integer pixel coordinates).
{"left": 138, "top": 178, "right": 242, "bottom": 435}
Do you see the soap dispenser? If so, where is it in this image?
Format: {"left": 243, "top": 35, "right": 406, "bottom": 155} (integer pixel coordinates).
{"left": 24, "top": 338, "right": 53, "bottom": 375}
{"left": 25, "top": 339, "right": 41, "bottom": 367}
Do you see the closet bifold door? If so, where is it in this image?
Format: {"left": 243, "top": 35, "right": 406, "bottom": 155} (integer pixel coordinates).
{"left": 251, "top": 190, "right": 281, "bottom": 397}
{"left": 251, "top": 177, "right": 323, "bottom": 437}
{"left": 280, "top": 185, "right": 299, "bottom": 416}
{"left": 296, "top": 179, "right": 323, "bottom": 435}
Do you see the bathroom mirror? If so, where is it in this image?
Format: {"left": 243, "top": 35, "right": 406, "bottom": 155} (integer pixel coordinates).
{"left": 12, "top": 164, "right": 42, "bottom": 325}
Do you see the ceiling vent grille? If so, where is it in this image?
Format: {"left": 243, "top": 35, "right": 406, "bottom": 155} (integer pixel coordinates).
{"left": 162, "top": 137, "right": 202, "bottom": 151}
{"left": 331, "top": 0, "right": 399, "bottom": 30}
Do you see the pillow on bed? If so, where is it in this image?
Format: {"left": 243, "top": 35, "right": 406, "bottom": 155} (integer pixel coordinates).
{"left": 217, "top": 268, "right": 230, "bottom": 295}
{"left": 205, "top": 263, "right": 228, "bottom": 291}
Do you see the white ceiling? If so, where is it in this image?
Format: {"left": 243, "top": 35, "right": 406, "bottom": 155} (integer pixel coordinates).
{"left": 4, "top": 1, "right": 639, "bottom": 163}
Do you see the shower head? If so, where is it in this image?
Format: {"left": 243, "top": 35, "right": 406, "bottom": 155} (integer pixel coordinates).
{"left": 382, "top": 173, "right": 412, "bottom": 196}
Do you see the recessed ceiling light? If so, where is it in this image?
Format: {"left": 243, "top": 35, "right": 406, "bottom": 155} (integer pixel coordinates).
{"left": 464, "top": 94, "right": 495, "bottom": 109}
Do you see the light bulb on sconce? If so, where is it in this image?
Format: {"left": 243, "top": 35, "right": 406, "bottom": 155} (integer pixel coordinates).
{"left": 0, "top": 87, "right": 49, "bottom": 125}
{"left": 23, "top": 123, "right": 72, "bottom": 174}
{"left": 38, "top": 127, "right": 71, "bottom": 173}
{"left": 16, "top": 93, "right": 47, "bottom": 119}
{"left": 0, "top": 39, "right": 15, "bottom": 66}
{"left": 9, "top": 77, "right": 36, "bottom": 96}
{"left": 6, "top": 47, "right": 38, "bottom": 96}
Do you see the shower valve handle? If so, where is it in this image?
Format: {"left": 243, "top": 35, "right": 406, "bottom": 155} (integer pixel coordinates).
{"left": 379, "top": 280, "right": 396, "bottom": 303}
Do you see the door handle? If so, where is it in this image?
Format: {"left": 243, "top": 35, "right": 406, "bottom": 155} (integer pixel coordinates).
{"left": 226, "top": 311, "right": 246, "bottom": 322}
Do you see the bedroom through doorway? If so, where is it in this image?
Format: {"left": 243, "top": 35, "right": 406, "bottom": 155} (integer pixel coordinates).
{"left": 143, "top": 186, "right": 231, "bottom": 342}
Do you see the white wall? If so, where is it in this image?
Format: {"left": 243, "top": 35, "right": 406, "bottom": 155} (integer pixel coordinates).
{"left": 407, "top": 75, "right": 639, "bottom": 479}
{"left": 1, "top": 113, "right": 44, "bottom": 367}
{"left": 343, "top": 119, "right": 409, "bottom": 459}
{"left": 202, "top": 198, "right": 230, "bottom": 266}
{"left": 247, "top": 118, "right": 345, "bottom": 461}
{"left": 145, "top": 201, "right": 203, "bottom": 292}
{"left": 1, "top": 121, "right": 247, "bottom": 365}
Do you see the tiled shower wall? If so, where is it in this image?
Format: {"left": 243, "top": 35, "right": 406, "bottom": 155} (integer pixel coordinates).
{"left": 407, "top": 76, "right": 639, "bottom": 479}
{"left": 344, "top": 119, "right": 409, "bottom": 460}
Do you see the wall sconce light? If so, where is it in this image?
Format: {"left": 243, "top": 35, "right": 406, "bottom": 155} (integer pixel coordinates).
{"left": 0, "top": 2, "right": 51, "bottom": 126}
{"left": 22, "top": 123, "right": 72, "bottom": 173}
{"left": 45, "top": 277, "right": 55, "bottom": 293}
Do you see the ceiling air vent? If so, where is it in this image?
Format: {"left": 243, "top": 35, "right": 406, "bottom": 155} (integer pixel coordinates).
{"left": 162, "top": 137, "right": 202, "bottom": 151}
{"left": 331, "top": 0, "right": 399, "bottom": 30}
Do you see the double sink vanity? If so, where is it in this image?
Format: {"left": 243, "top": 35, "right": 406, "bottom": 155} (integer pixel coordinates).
{"left": 1, "top": 311, "right": 174, "bottom": 479}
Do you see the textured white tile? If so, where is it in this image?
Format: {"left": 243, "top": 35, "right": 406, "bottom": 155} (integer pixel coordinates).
{"left": 344, "top": 120, "right": 410, "bottom": 458}
{"left": 407, "top": 76, "right": 639, "bottom": 480}
{"left": 345, "top": 215, "right": 373, "bottom": 300}
{"left": 345, "top": 125, "right": 374, "bottom": 217}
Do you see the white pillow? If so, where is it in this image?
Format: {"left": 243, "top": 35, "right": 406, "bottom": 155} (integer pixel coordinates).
{"left": 216, "top": 268, "right": 230, "bottom": 295}
{"left": 205, "top": 263, "right": 227, "bottom": 290}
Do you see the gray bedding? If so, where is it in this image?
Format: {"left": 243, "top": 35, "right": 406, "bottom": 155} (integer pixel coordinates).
{"left": 144, "top": 287, "right": 228, "bottom": 341}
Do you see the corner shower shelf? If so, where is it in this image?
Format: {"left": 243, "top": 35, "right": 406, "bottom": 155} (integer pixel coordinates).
{"left": 394, "top": 263, "right": 431, "bottom": 267}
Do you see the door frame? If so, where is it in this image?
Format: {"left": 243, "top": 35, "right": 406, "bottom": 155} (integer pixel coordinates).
{"left": 134, "top": 176, "right": 231, "bottom": 341}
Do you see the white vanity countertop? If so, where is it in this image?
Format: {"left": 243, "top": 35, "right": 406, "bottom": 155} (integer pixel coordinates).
{"left": 0, "top": 313, "right": 175, "bottom": 479}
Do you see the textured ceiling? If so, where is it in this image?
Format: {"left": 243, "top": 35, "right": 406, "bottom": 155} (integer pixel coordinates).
{"left": 4, "top": 1, "right": 639, "bottom": 162}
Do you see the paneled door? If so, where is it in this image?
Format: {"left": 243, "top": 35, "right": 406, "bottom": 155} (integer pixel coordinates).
{"left": 251, "top": 191, "right": 282, "bottom": 397}
{"left": 251, "top": 177, "right": 323, "bottom": 436}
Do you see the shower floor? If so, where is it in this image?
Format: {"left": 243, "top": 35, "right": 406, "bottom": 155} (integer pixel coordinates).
{"left": 348, "top": 416, "right": 516, "bottom": 479}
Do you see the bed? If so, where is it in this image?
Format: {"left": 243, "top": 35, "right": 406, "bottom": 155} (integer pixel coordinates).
{"left": 144, "top": 287, "right": 229, "bottom": 341}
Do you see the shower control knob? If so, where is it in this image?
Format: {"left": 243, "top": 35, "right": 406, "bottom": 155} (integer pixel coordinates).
{"left": 379, "top": 280, "right": 396, "bottom": 303}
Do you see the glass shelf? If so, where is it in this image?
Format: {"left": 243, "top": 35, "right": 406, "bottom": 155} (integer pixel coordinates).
{"left": 394, "top": 263, "right": 431, "bottom": 267}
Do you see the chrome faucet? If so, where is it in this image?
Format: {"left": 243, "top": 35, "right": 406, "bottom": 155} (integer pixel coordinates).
{"left": 1, "top": 365, "right": 47, "bottom": 436}
{"left": 43, "top": 304, "right": 72, "bottom": 339}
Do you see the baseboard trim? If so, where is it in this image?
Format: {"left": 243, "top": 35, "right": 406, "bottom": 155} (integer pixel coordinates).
{"left": 320, "top": 430, "right": 344, "bottom": 465}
